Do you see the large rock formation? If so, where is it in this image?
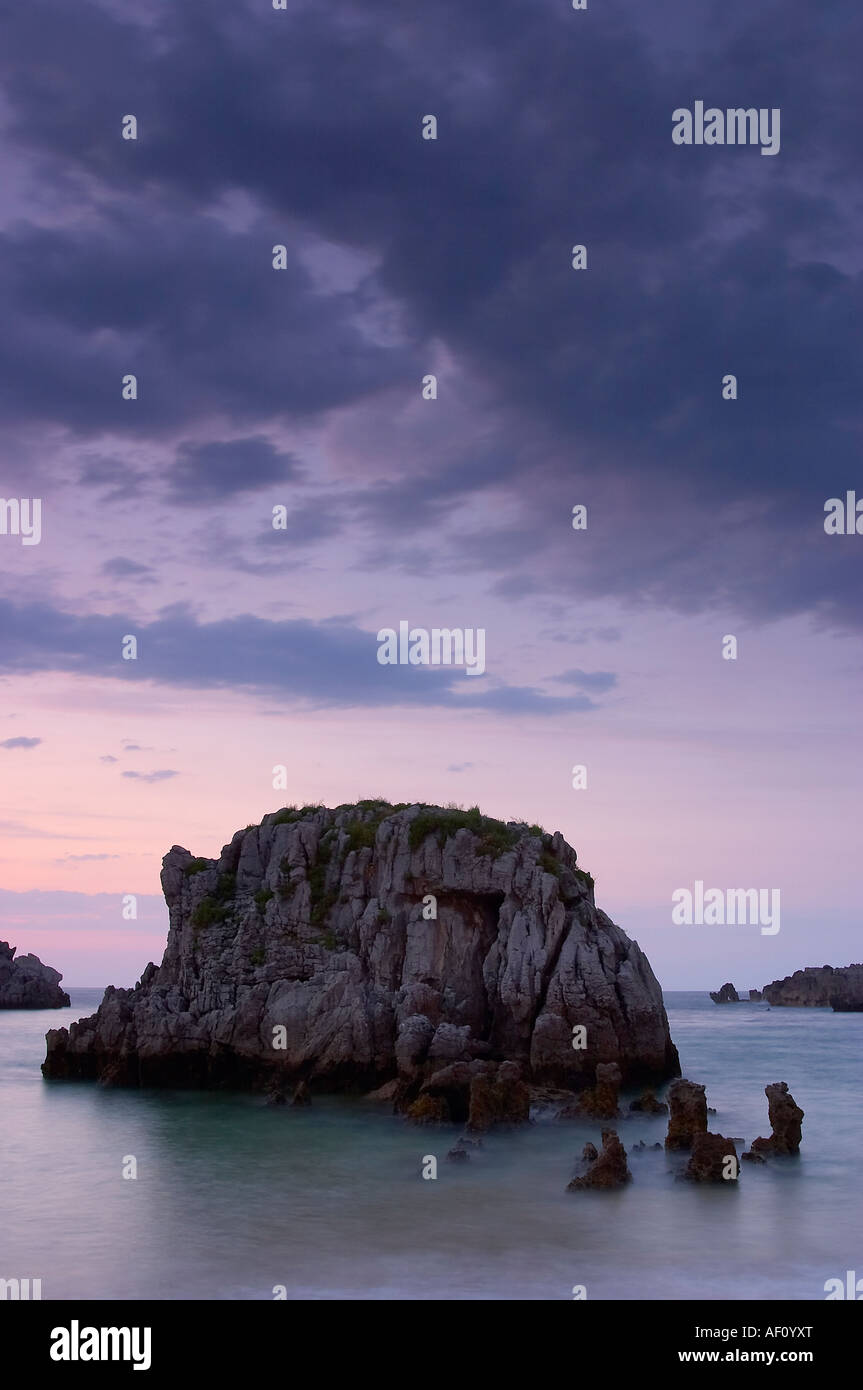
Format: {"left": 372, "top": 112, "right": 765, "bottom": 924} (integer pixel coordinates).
{"left": 0, "top": 942, "right": 70, "bottom": 1009}
{"left": 762, "top": 964, "right": 863, "bottom": 1011}
{"left": 709, "top": 982, "right": 740, "bottom": 1004}
{"left": 42, "top": 802, "right": 679, "bottom": 1109}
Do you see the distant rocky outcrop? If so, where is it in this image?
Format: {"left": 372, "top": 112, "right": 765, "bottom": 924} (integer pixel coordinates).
{"left": 827, "top": 972, "right": 863, "bottom": 1012}
{"left": 710, "top": 982, "right": 740, "bottom": 1004}
{"left": 43, "top": 802, "right": 679, "bottom": 1114}
{"left": 749, "top": 989, "right": 763, "bottom": 1001}
{"left": 747, "top": 1082, "right": 804, "bottom": 1157}
{"left": 762, "top": 964, "right": 863, "bottom": 1011}
{"left": 0, "top": 942, "right": 69, "bottom": 1009}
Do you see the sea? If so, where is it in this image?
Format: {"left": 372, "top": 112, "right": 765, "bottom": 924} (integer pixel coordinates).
{"left": 1, "top": 990, "right": 860, "bottom": 1301}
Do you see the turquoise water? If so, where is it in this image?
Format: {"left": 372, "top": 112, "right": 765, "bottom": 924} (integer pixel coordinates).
{"left": 1, "top": 990, "right": 860, "bottom": 1300}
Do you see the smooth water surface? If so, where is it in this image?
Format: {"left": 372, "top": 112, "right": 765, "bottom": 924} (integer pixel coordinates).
{"left": 1, "top": 990, "right": 860, "bottom": 1299}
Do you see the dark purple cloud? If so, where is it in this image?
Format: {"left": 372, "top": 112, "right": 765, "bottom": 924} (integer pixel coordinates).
{"left": 0, "top": 0, "right": 860, "bottom": 627}
{"left": 0, "top": 598, "right": 601, "bottom": 714}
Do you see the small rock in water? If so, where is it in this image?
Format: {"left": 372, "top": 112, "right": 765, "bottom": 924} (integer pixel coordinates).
{"left": 748, "top": 1082, "right": 804, "bottom": 1156}
{"left": 567, "top": 1129, "right": 630, "bottom": 1191}
{"left": 684, "top": 1133, "right": 739, "bottom": 1183}
{"left": 709, "top": 982, "right": 740, "bottom": 1004}
{"left": 665, "top": 1079, "right": 708, "bottom": 1150}
{"left": 575, "top": 1062, "right": 622, "bottom": 1119}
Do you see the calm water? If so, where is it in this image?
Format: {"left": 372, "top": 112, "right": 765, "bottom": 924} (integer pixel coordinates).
{"left": 1, "top": 990, "right": 860, "bottom": 1300}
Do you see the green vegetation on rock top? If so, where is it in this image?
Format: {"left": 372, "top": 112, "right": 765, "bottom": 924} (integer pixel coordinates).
{"left": 408, "top": 805, "right": 515, "bottom": 857}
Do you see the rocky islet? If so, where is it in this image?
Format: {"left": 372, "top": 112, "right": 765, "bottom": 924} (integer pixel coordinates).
{"left": 0, "top": 941, "right": 70, "bottom": 1009}
{"left": 42, "top": 800, "right": 680, "bottom": 1111}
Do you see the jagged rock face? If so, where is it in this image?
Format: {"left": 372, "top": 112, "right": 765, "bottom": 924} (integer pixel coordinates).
{"left": 749, "top": 1082, "right": 804, "bottom": 1156}
{"left": 665, "top": 1079, "right": 708, "bottom": 1150}
{"left": 0, "top": 941, "right": 70, "bottom": 1009}
{"left": 762, "top": 964, "right": 863, "bottom": 1009}
{"left": 710, "top": 982, "right": 739, "bottom": 1004}
{"left": 749, "top": 989, "right": 763, "bottom": 1001}
{"left": 42, "top": 802, "right": 679, "bottom": 1101}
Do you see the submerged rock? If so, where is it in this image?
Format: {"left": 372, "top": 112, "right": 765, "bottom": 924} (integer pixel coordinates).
{"left": 0, "top": 942, "right": 70, "bottom": 1009}
{"left": 748, "top": 1082, "right": 804, "bottom": 1157}
{"left": 567, "top": 1129, "right": 630, "bottom": 1190}
{"left": 42, "top": 802, "right": 679, "bottom": 1109}
{"left": 665, "top": 1079, "right": 708, "bottom": 1151}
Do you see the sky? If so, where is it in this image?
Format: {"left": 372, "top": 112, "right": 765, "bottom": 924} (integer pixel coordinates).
{"left": 0, "top": 0, "right": 861, "bottom": 989}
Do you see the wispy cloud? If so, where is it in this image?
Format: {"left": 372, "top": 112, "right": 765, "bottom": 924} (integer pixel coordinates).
{"left": 121, "top": 770, "right": 180, "bottom": 784}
